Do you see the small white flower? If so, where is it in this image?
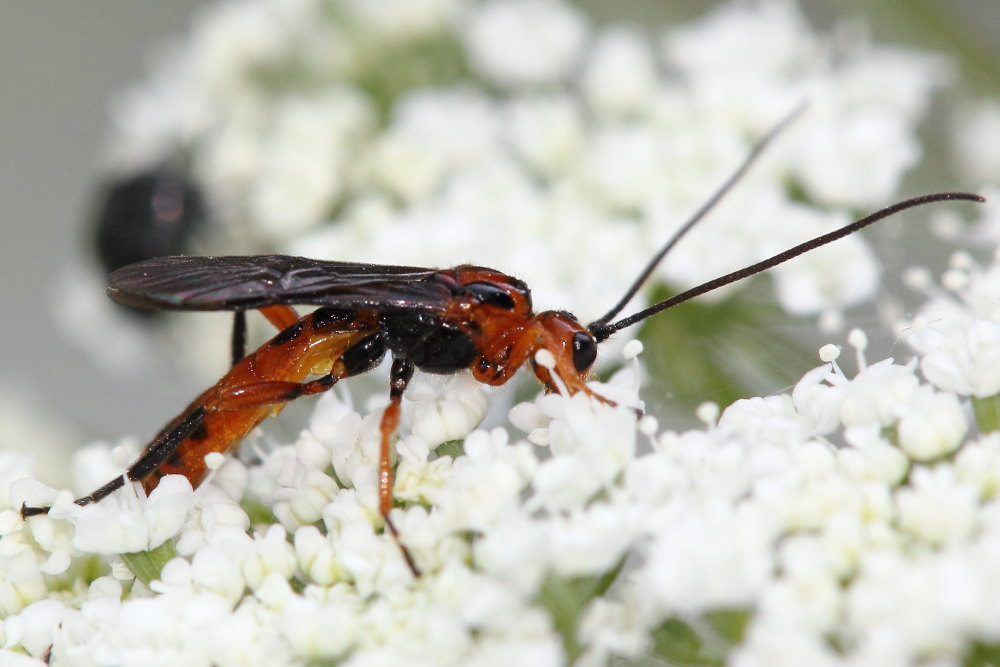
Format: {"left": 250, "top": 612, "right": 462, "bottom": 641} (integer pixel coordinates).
{"left": 464, "top": 0, "right": 589, "bottom": 87}
{"left": 790, "top": 107, "right": 921, "bottom": 208}
{"left": 435, "top": 429, "right": 533, "bottom": 533}
{"left": 896, "top": 465, "right": 978, "bottom": 545}
{"left": 547, "top": 501, "right": 641, "bottom": 578}
{"left": 839, "top": 358, "right": 920, "bottom": 427}
{"left": 241, "top": 524, "right": 297, "bottom": 591}
{"left": 322, "top": 494, "right": 413, "bottom": 594}
{"left": 895, "top": 386, "right": 967, "bottom": 461}
{"left": 582, "top": 123, "right": 673, "bottom": 213}
{"left": 953, "top": 99, "right": 1000, "bottom": 183}
{"left": 920, "top": 316, "right": 1000, "bottom": 398}
{"left": 530, "top": 393, "right": 637, "bottom": 510}
{"left": 2, "top": 599, "right": 66, "bottom": 659}
{"left": 393, "top": 446, "right": 454, "bottom": 506}
{"left": 640, "top": 501, "right": 777, "bottom": 614}
{"left": 406, "top": 373, "right": 488, "bottom": 447}
{"left": 576, "top": 594, "right": 649, "bottom": 666}
{"left": 581, "top": 26, "right": 659, "bottom": 117}
{"left": 473, "top": 513, "right": 548, "bottom": 596}
{"left": 43, "top": 474, "right": 195, "bottom": 555}
{"left": 718, "top": 394, "right": 814, "bottom": 448}
{"left": 0, "top": 454, "right": 45, "bottom": 511}
{"left": 343, "top": 0, "right": 462, "bottom": 40}
{"left": 252, "top": 571, "right": 293, "bottom": 609}
{"left": 0, "top": 648, "right": 49, "bottom": 666}
{"left": 191, "top": 544, "right": 245, "bottom": 603}
{"left": 837, "top": 433, "right": 909, "bottom": 485}
{"left": 733, "top": 614, "right": 843, "bottom": 667}
{"left": 294, "top": 524, "right": 345, "bottom": 586}
{"left": 248, "top": 89, "right": 374, "bottom": 235}
{"left": 365, "top": 90, "right": 499, "bottom": 203}
{"left": 791, "top": 364, "right": 846, "bottom": 435}
{"left": 278, "top": 595, "right": 360, "bottom": 659}
{"left": 663, "top": 2, "right": 815, "bottom": 84}
{"left": 505, "top": 93, "right": 583, "bottom": 177}
{"left": 901, "top": 252, "right": 1000, "bottom": 398}
{"left": 954, "top": 433, "right": 1000, "bottom": 498}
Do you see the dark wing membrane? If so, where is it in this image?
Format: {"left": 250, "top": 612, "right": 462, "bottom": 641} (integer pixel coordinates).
{"left": 107, "top": 255, "right": 449, "bottom": 313}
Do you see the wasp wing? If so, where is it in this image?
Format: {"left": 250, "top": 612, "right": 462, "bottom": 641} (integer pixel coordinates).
{"left": 107, "top": 255, "right": 450, "bottom": 313}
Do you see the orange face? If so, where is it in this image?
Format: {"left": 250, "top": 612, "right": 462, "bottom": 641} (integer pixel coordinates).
{"left": 524, "top": 310, "right": 599, "bottom": 395}
{"left": 445, "top": 266, "right": 599, "bottom": 396}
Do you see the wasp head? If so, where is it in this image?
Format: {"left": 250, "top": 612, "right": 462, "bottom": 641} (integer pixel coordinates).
{"left": 527, "top": 310, "right": 599, "bottom": 395}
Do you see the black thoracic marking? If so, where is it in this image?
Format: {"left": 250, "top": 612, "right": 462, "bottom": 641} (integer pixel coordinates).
{"left": 310, "top": 306, "right": 352, "bottom": 331}
{"left": 166, "top": 450, "right": 184, "bottom": 467}
{"left": 464, "top": 281, "right": 516, "bottom": 310}
{"left": 270, "top": 319, "right": 306, "bottom": 346}
{"left": 385, "top": 312, "right": 476, "bottom": 374}
{"left": 188, "top": 420, "right": 209, "bottom": 442}
{"left": 342, "top": 333, "right": 387, "bottom": 376}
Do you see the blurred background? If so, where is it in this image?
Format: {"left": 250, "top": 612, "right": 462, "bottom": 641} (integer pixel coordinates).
{"left": 1, "top": 1, "right": 998, "bottom": 456}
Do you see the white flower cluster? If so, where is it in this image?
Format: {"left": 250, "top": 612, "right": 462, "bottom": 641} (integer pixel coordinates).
{"left": 7, "top": 0, "right": 997, "bottom": 664}
{"left": 104, "top": 0, "right": 945, "bottom": 325}
{"left": 5, "top": 263, "right": 1000, "bottom": 663}
{"left": 900, "top": 248, "right": 1000, "bottom": 401}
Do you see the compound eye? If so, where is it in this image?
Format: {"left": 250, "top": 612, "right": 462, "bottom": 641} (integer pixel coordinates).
{"left": 571, "top": 331, "right": 598, "bottom": 372}
{"left": 464, "top": 281, "right": 516, "bottom": 310}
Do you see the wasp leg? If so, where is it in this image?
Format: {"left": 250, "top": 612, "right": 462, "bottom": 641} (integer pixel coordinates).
{"left": 230, "top": 306, "right": 301, "bottom": 365}
{"left": 377, "top": 357, "right": 418, "bottom": 576}
{"left": 210, "top": 373, "right": 338, "bottom": 409}
{"left": 19, "top": 405, "right": 208, "bottom": 518}
{"left": 230, "top": 310, "right": 247, "bottom": 366}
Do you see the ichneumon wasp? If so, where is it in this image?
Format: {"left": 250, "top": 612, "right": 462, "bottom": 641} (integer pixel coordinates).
{"left": 22, "top": 112, "right": 984, "bottom": 576}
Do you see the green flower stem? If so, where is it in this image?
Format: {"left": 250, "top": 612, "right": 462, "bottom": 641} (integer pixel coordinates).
{"left": 121, "top": 540, "right": 178, "bottom": 587}
{"left": 973, "top": 394, "right": 1000, "bottom": 434}
{"left": 537, "top": 561, "right": 624, "bottom": 661}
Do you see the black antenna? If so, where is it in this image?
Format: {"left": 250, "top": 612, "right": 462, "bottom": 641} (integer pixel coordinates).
{"left": 588, "top": 192, "right": 985, "bottom": 342}
{"left": 589, "top": 103, "right": 806, "bottom": 329}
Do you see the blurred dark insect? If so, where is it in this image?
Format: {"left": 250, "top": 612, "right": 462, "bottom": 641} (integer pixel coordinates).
{"left": 92, "top": 166, "right": 206, "bottom": 275}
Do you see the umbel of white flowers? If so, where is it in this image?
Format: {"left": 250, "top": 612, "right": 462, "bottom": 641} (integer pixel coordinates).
{"left": 5, "top": 1, "right": 1000, "bottom": 666}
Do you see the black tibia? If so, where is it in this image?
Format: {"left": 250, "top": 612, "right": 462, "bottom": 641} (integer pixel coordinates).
{"left": 230, "top": 310, "right": 247, "bottom": 365}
